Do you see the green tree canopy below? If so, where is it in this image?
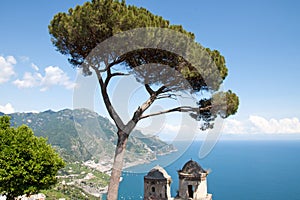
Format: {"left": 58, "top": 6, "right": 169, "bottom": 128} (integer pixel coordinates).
{"left": 0, "top": 116, "right": 65, "bottom": 200}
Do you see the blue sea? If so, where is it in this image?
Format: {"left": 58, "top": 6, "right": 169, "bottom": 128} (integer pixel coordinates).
{"left": 106, "top": 140, "right": 300, "bottom": 200}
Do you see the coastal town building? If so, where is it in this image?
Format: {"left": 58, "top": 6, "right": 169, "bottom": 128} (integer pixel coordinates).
{"left": 144, "top": 160, "right": 212, "bottom": 200}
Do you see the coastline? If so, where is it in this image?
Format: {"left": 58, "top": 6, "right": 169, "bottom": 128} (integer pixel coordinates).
{"left": 75, "top": 144, "right": 178, "bottom": 197}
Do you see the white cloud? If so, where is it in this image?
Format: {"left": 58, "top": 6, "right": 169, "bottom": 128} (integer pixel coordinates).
{"left": 0, "top": 103, "right": 15, "bottom": 114}
{"left": 249, "top": 115, "right": 300, "bottom": 134}
{"left": 222, "top": 118, "right": 246, "bottom": 134}
{"left": 40, "top": 66, "right": 75, "bottom": 91}
{"left": 31, "top": 63, "right": 39, "bottom": 71}
{"left": 19, "top": 56, "right": 30, "bottom": 62}
{"left": 13, "top": 72, "right": 40, "bottom": 88}
{"left": 222, "top": 116, "right": 300, "bottom": 134}
{"left": 6, "top": 56, "right": 17, "bottom": 65}
{"left": 13, "top": 66, "right": 75, "bottom": 91}
{"left": 0, "top": 55, "right": 16, "bottom": 83}
{"left": 164, "top": 124, "right": 182, "bottom": 133}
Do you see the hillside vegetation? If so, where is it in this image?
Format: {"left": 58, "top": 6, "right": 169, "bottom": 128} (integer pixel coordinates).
{"left": 1, "top": 109, "right": 175, "bottom": 164}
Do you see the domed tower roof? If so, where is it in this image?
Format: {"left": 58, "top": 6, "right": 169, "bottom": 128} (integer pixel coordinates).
{"left": 144, "top": 165, "right": 171, "bottom": 180}
{"left": 178, "top": 160, "right": 208, "bottom": 181}
{"left": 179, "top": 160, "right": 206, "bottom": 175}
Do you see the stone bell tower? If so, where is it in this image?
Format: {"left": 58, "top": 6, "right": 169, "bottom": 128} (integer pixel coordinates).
{"left": 175, "top": 160, "right": 212, "bottom": 200}
{"left": 144, "top": 166, "right": 172, "bottom": 200}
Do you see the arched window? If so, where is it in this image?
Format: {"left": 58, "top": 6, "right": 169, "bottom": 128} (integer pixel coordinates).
{"left": 152, "top": 186, "right": 155, "bottom": 193}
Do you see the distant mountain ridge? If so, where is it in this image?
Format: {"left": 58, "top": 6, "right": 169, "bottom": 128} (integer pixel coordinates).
{"left": 1, "top": 109, "right": 175, "bottom": 164}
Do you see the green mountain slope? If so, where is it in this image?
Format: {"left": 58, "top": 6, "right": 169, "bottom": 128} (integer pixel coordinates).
{"left": 2, "top": 109, "right": 175, "bottom": 164}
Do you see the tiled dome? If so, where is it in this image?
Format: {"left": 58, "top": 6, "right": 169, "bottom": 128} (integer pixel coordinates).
{"left": 181, "top": 160, "right": 206, "bottom": 175}
{"left": 145, "top": 165, "right": 171, "bottom": 180}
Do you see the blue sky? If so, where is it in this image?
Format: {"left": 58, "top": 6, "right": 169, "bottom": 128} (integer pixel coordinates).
{"left": 1, "top": 0, "right": 300, "bottom": 137}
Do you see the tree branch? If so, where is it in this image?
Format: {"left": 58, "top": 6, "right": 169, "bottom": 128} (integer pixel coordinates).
{"left": 155, "top": 86, "right": 167, "bottom": 95}
{"left": 111, "top": 72, "right": 130, "bottom": 77}
{"left": 105, "top": 72, "right": 129, "bottom": 86}
{"left": 140, "top": 105, "right": 212, "bottom": 120}
{"left": 145, "top": 84, "right": 154, "bottom": 95}
{"left": 156, "top": 93, "right": 177, "bottom": 100}
{"left": 92, "top": 66, "right": 125, "bottom": 131}
{"left": 126, "top": 85, "right": 174, "bottom": 128}
{"left": 99, "top": 56, "right": 126, "bottom": 72}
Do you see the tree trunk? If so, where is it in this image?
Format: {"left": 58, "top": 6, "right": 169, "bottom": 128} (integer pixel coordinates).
{"left": 106, "top": 130, "right": 129, "bottom": 200}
